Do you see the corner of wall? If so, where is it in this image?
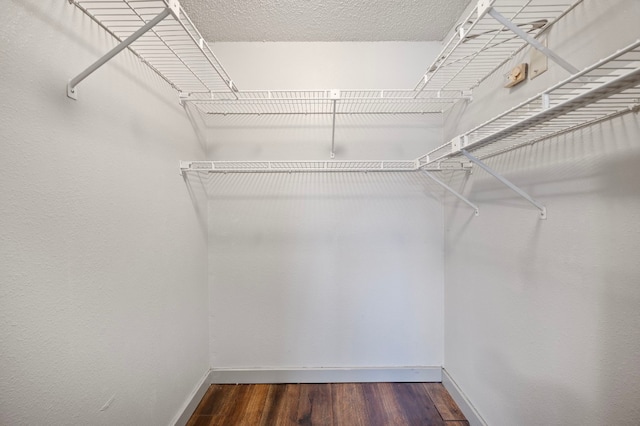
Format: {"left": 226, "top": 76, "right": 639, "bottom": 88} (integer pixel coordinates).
{"left": 442, "top": 369, "right": 487, "bottom": 426}
{"left": 171, "top": 369, "right": 213, "bottom": 426}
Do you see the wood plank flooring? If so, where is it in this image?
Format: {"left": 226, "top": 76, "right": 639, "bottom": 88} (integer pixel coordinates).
{"left": 187, "top": 382, "right": 468, "bottom": 426}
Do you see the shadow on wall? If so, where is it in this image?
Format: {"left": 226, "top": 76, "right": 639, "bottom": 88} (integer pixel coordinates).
{"left": 183, "top": 102, "right": 209, "bottom": 154}
{"left": 16, "top": 0, "right": 184, "bottom": 115}
{"left": 203, "top": 170, "right": 445, "bottom": 202}
{"left": 443, "top": 115, "right": 640, "bottom": 218}
{"left": 444, "top": 111, "right": 640, "bottom": 426}
{"left": 183, "top": 172, "right": 209, "bottom": 234}
{"left": 194, "top": 112, "right": 441, "bottom": 160}
{"left": 597, "top": 112, "right": 640, "bottom": 425}
{"left": 476, "top": 351, "right": 588, "bottom": 425}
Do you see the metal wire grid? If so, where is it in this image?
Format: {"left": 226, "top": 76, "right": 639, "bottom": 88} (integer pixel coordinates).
{"left": 184, "top": 90, "right": 466, "bottom": 115}
{"left": 71, "top": 0, "right": 235, "bottom": 94}
{"left": 423, "top": 40, "right": 640, "bottom": 164}
{"left": 415, "top": 0, "right": 582, "bottom": 94}
{"left": 472, "top": 89, "right": 640, "bottom": 159}
{"left": 71, "top": 0, "right": 584, "bottom": 113}
{"left": 182, "top": 160, "right": 421, "bottom": 173}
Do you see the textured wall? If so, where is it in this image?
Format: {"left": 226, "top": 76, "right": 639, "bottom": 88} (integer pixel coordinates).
{"left": 0, "top": 1, "right": 209, "bottom": 425}
{"left": 203, "top": 42, "right": 446, "bottom": 372}
{"left": 443, "top": 1, "right": 640, "bottom": 425}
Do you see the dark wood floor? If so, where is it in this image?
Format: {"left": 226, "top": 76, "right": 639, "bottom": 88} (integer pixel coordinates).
{"left": 187, "top": 382, "right": 468, "bottom": 425}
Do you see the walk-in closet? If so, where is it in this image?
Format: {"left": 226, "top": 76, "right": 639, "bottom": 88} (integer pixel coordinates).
{"left": 2, "top": 1, "right": 639, "bottom": 425}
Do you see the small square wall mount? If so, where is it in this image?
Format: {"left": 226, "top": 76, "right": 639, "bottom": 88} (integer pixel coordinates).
{"left": 168, "top": 0, "right": 180, "bottom": 17}
{"left": 67, "top": 82, "right": 78, "bottom": 100}
{"left": 329, "top": 89, "right": 341, "bottom": 100}
{"left": 530, "top": 37, "right": 549, "bottom": 80}
{"left": 451, "top": 135, "right": 466, "bottom": 152}
{"left": 477, "top": 0, "right": 495, "bottom": 17}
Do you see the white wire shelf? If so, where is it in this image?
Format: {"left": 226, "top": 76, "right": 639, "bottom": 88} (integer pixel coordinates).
{"left": 70, "top": 0, "right": 236, "bottom": 94}
{"left": 419, "top": 39, "right": 640, "bottom": 166}
{"left": 183, "top": 90, "right": 468, "bottom": 115}
{"left": 184, "top": 39, "right": 640, "bottom": 174}
{"left": 69, "top": 0, "right": 584, "bottom": 115}
{"left": 180, "top": 160, "right": 472, "bottom": 174}
{"left": 415, "top": 0, "right": 583, "bottom": 94}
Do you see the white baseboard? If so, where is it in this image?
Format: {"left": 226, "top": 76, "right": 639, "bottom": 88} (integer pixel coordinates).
{"left": 209, "top": 366, "right": 442, "bottom": 384}
{"left": 442, "top": 368, "right": 487, "bottom": 426}
{"left": 171, "top": 368, "right": 213, "bottom": 426}
{"left": 172, "top": 366, "right": 446, "bottom": 424}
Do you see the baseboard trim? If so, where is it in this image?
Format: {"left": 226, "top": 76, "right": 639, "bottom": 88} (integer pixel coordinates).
{"left": 172, "top": 366, "right": 446, "bottom": 424}
{"left": 442, "top": 368, "right": 487, "bottom": 426}
{"left": 209, "top": 366, "right": 442, "bottom": 384}
{"left": 171, "top": 368, "right": 213, "bottom": 426}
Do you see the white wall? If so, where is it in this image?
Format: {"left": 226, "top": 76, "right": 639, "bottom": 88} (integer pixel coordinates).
{"left": 210, "top": 41, "right": 441, "bottom": 90}
{"left": 443, "top": 1, "right": 640, "bottom": 425}
{"left": 0, "top": 2, "right": 209, "bottom": 425}
{"left": 208, "top": 172, "right": 444, "bottom": 370}
{"left": 204, "top": 42, "right": 444, "bottom": 161}
{"left": 203, "top": 42, "right": 447, "bottom": 373}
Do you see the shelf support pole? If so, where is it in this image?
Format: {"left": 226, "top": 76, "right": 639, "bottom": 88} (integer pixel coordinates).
{"left": 461, "top": 150, "right": 547, "bottom": 219}
{"left": 423, "top": 172, "right": 479, "bottom": 216}
{"left": 485, "top": 7, "right": 580, "bottom": 75}
{"left": 67, "top": 7, "right": 172, "bottom": 99}
{"left": 330, "top": 99, "right": 337, "bottom": 159}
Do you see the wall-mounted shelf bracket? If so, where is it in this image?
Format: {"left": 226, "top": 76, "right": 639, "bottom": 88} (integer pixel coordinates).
{"left": 329, "top": 90, "right": 340, "bottom": 158}
{"left": 330, "top": 99, "right": 337, "bottom": 158}
{"left": 423, "top": 171, "right": 479, "bottom": 216}
{"left": 461, "top": 150, "right": 546, "bottom": 219}
{"left": 179, "top": 91, "right": 189, "bottom": 103}
{"left": 67, "top": 6, "right": 173, "bottom": 99}
{"left": 483, "top": 6, "right": 579, "bottom": 76}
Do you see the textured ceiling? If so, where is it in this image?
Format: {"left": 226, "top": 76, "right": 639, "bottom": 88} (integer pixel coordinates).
{"left": 179, "top": 0, "right": 472, "bottom": 42}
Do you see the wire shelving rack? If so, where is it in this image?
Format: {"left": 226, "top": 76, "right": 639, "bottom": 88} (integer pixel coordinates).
{"left": 419, "top": 39, "right": 640, "bottom": 166}
{"left": 67, "top": 1, "right": 640, "bottom": 216}
{"left": 414, "top": 0, "right": 584, "bottom": 94}
{"left": 68, "top": 0, "right": 236, "bottom": 95}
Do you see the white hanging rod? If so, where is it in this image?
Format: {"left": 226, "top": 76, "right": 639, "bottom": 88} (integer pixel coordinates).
{"left": 180, "top": 160, "right": 472, "bottom": 175}
{"left": 181, "top": 90, "right": 469, "bottom": 115}
{"left": 198, "top": 111, "right": 445, "bottom": 116}
{"left": 183, "top": 90, "right": 467, "bottom": 100}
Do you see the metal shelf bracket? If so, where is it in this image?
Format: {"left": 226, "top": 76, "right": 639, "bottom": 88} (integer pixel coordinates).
{"left": 329, "top": 90, "right": 340, "bottom": 158}
{"left": 423, "top": 171, "right": 479, "bottom": 217}
{"left": 484, "top": 6, "right": 579, "bottom": 75}
{"left": 330, "top": 99, "right": 337, "bottom": 159}
{"left": 462, "top": 150, "right": 547, "bottom": 219}
{"left": 476, "top": 0, "right": 495, "bottom": 17}
{"left": 67, "top": 6, "right": 173, "bottom": 99}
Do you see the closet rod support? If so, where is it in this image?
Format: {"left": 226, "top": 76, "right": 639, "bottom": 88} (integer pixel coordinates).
{"left": 67, "top": 7, "right": 172, "bottom": 100}
{"left": 330, "top": 99, "right": 337, "bottom": 159}
{"left": 423, "top": 171, "right": 479, "bottom": 216}
{"left": 486, "top": 7, "right": 579, "bottom": 76}
{"left": 461, "top": 150, "right": 546, "bottom": 219}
